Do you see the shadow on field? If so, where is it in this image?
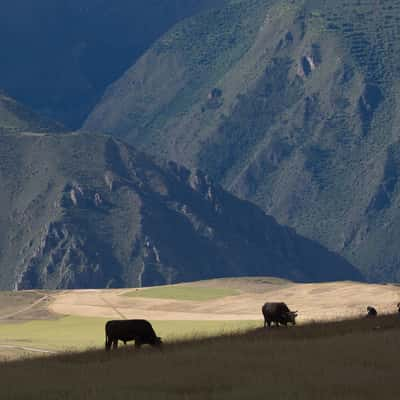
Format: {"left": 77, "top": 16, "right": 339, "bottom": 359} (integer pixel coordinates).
{"left": 1, "top": 314, "right": 400, "bottom": 399}
{"left": 9, "top": 313, "right": 400, "bottom": 363}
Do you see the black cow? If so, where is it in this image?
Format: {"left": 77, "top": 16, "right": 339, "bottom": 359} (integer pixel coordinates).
{"left": 105, "top": 319, "right": 162, "bottom": 351}
{"left": 366, "top": 306, "right": 378, "bottom": 317}
{"left": 262, "top": 302, "right": 298, "bottom": 328}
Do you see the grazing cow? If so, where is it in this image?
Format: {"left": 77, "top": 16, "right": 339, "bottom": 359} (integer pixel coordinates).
{"left": 105, "top": 319, "right": 162, "bottom": 351}
{"left": 262, "top": 302, "right": 298, "bottom": 328}
{"left": 366, "top": 306, "right": 378, "bottom": 317}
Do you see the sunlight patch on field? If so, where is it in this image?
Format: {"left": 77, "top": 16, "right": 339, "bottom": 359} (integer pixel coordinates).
{"left": 0, "top": 316, "right": 258, "bottom": 353}
{"left": 1, "top": 278, "right": 399, "bottom": 360}
{"left": 124, "top": 286, "right": 240, "bottom": 301}
{"left": 0, "top": 316, "right": 105, "bottom": 351}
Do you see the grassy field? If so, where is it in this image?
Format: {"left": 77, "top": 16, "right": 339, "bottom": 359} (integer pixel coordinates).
{"left": 124, "top": 286, "right": 240, "bottom": 301}
{"left": 0, "top": 314, "right": 399, "bottom": 399}
{"left": 0, "top": 316, "right": 258, "bottom": 353}
{"left": 0, "top": 278, "right": 398, "bottom": 361}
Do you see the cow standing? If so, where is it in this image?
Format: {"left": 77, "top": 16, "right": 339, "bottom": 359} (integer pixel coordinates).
{"left": 105, "top": 319, "right": 162, "bottom": 351}
{"left": 366, "top": 306, "right": 378, "bottom": 317}
{"left": 262, "top": 302, "right": 298, "bottom": 328}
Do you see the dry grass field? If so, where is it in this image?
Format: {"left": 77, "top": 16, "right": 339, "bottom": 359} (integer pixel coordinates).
{"left": 49, "top": 278, "right": 400, "bottom": 321}
{"left": 0, "top": 278, "right": 399, "bottom": 361}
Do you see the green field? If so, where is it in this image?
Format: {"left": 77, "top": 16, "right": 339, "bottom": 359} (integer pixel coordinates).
{"left": 0, "top": 316, "right": 258, "bottom": 352}
{"left": 124, "top": 286, "right": 240, "bottom": 301}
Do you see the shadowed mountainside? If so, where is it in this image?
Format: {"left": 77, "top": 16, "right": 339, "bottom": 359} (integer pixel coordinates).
{"left": 0, "top": 92, "right": 64, "bottom": 134}
{"left": 85, "top": 0, "right": 400, "bottom": 282}
{"left": 0, "top": 0, "right": 220, "bottom": 128}
{"left": 0, "top": 132, "right": 360, "bottom": 290}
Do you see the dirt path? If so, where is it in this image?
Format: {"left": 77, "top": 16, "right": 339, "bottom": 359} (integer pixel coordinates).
{"left": 97, "top": 293, "right": 127, "bottom": 320}
{"left": 0, "top": 294, "right": 50, "bottom": 320}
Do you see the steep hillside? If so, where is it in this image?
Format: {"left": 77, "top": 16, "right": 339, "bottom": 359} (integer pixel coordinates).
{"left": 0, "top": 92, "right": 63, "bottom": 134}
{"left": 0, "top": 0, "right": 220, "bottom": 128}
{"left": 85, "top": 0, "right": 400, "bottom": 282}
{"left": 2, "top": 315, "right": 400, "bottom": 400}
{"left": 0, "top": 132, "right": 360, "bottom": 290}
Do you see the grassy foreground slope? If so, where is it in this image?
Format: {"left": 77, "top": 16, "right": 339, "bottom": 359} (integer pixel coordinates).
{"left": 85, "top": 0, "right": 400, "bottom": 282}
{"left": 1, "top": 315, "right": 399, "bottom": 400}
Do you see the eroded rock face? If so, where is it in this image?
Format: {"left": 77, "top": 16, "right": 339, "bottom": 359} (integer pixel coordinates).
{"left": 16, "top": 221, "right": 125, "bottom": 290}
{"left": 0, "top": 133, "right": 361, "bottom": 290}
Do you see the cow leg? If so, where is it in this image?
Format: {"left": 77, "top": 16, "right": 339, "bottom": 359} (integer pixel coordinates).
{"left": 135, "top": 340, "right": 142, "bottom": 350}
{"left": 105, "top": 336, "right": 111, "bottom": 351}
{"left": 112, "top": 339, "right": 118, "bottom": 350}
{"left": 266, "top": 320, "right": 271, "bottom": 328}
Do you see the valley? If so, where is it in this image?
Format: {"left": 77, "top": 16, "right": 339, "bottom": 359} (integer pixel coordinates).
{"left": 1, "top": 2, "right": 400, "bottom": 397}
{"left": 0, "top": 278, "right": 398, "bottom": 360}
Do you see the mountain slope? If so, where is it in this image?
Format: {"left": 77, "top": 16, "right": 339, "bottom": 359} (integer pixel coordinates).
{"left": 0, "top": 132, "right": 360, "bottom": 290}
{"left": 0, "top": 92, "right": 64, "bottom": 134}
{"left": 85, "top": 0, "right": 400, "bottom": 282}
{"left": 0, "top": 0, "right": 220, "bottom": 128}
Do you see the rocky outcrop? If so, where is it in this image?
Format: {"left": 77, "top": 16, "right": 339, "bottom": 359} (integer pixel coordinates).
{"left": 16, "top": 222, "right": 124, "bottom": 290}
{"left": 0, "top": 132, "right": 361, "bottom": 290}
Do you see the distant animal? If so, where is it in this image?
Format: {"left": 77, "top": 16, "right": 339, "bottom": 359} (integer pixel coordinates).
{"left": 366, "top": 306, "right": 378, "bottom": 317}
{"left": 262, "top": 302, "right": 298, "bottom": 328}
{"left": 397, "top": 303, "right": 400, "bottom": 314}
{"left": 105, "top": 319, "right": 162, "bottom": 351}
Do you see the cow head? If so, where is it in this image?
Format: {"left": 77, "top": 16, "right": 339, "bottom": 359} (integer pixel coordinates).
{"left": 153, "top": 336, "right": 163, "bottom": 347}
{"left": 286, "top": 311, "right": 298, "bottom": 325}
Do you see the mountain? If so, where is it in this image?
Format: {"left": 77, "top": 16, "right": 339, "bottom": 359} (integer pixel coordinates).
{"left": 0, "top": 92, "right": 64, "bottom": 134}
{"left": 0, "top": 131, "right": 360, "bottom": 290}
{"left": 0, "top": 0, "right": 220, "bottom": 128}
{"left": 85, "top": 0, "right": 400, "bottom": 282}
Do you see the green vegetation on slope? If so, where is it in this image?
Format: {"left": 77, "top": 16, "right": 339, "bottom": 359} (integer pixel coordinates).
{"left": 1, "top": 315, "right": 399, "bottom": 399}
{"left": 124, "top": 286, "right": 239, "bottom": 301}
{"left": 85, "top": 0, "right": 400, "bottom": 282}
{"left": 85, "top": 0, "right": 274, "bottom": 156}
